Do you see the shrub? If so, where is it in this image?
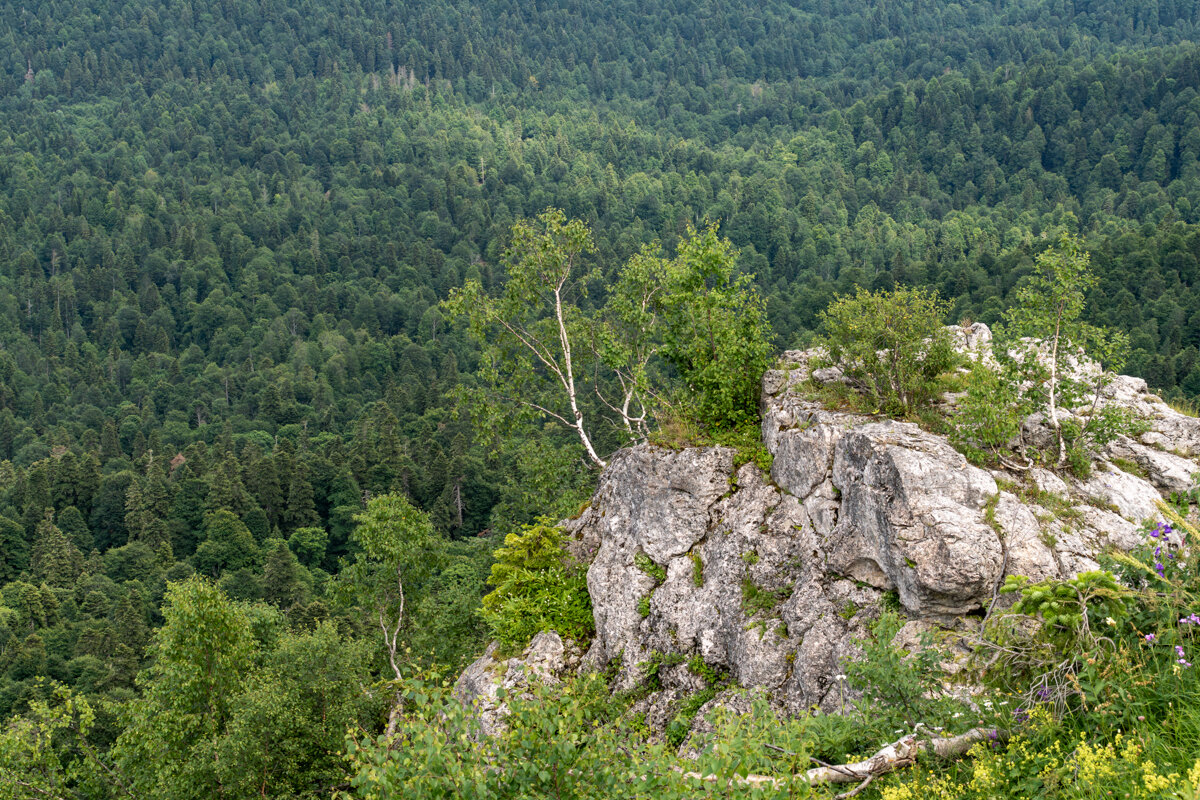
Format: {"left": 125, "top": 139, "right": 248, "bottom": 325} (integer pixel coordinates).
{"left": 845, "top": 610, "right": 962, "bottom": 730}
{"left": 480, "top": 520, "right": 594, "bottom": 652}
{"left": 656, "top": 225, "right": 775, "bottom": 433}
{"left": 953, "top": 358, "right": 1034, "bottom": 464}
{"left": 819, "top": 286, "right": 957, "bottom": 416}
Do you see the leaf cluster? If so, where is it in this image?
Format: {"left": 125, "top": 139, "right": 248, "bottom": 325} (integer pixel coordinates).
{"left": 819, "top": 286, "right": 957, "bottom": 416}
{"left": 480, "top": 520, "right": 594, "bottom": 652}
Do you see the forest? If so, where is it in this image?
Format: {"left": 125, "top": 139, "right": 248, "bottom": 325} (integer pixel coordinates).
{"left": 5, "top": 0, "right": 1200, "bottom": 796}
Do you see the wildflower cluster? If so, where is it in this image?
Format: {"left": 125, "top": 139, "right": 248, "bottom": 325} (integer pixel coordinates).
{"left": 1117, "top": 516, "right": 1200, "bottom": 675}
{"left": 1149, "top": 520, "right": 1178, "bottom": 579}
{"left": 1175, "top": 644, "right": 1192, "bottom": 669}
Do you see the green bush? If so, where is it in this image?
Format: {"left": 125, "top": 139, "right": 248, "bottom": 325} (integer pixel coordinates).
{"left": 953, "top": 358, "right": 1034, "bottom": 463}
{"left": 819, "top": 286, "right": 957, "bottom": 416}
{"left": 480, "top": 520, "right": 594, "bottom": 652}
{"left": 656, "top": 225, "right": 775, "bottom": 433}
{"left": 845, "top": 610, "right": 963, "bottom": 730}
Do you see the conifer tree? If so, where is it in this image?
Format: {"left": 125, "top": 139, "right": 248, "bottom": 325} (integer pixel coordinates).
{"left": 282, "top": 463, "right": 320, "bottom": 532}
{"left": 0, "top": 516, "right": 29, "bottom": 583}
{"left": 125, "top": 457, "right": 170, "bottom": 547}
{"left": 262, "top": 539, "right": 307, "bottom": 608}
{"left": 29, "top": 512, "right": 84, "bottom": 588}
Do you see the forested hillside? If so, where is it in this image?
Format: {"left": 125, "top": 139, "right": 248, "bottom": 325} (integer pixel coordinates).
{"left": 4, "top": 0, "right": 1200, "bottom": 796}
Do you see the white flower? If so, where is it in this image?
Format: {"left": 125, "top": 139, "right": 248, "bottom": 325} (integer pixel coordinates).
{"left": 1105, "top": 616, "right": 1117, "bottom": 627}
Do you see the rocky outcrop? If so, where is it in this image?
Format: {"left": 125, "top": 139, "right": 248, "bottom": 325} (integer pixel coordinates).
{"left": 579, "top": 448, "right": 878, "bottom": 711}
{"left": 457, "top": 324, "right": 1200, "bottom": 742}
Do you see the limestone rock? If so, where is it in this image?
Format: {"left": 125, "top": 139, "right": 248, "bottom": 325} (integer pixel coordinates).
{"left": 454, "top": 632, "right": 570, "bottom": 737}
{"left": 827, "top": 421, "right": 1002, "bottom": 616}
{"left": 582, "top": 445, "right": 734, "bottom": 676}
{"left": 1074, "top": 465, "right": 1164, "bottom": 524}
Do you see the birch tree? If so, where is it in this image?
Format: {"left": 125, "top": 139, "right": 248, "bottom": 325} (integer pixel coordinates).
{"left": 444, "top": 209, "right": 608, "bottom": 467}
{"left": 1003, "top": 233, "right": 1130, "bottom": 467}
{"left": 444, "top": 212, "right": 774, "bottom": 469}
{"left": 347, "top": 494, "right": 439, "bottom": 739}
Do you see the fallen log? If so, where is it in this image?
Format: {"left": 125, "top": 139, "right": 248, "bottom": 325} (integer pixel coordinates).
{"left": 674, "top": 726, "right": 1006, "bottom": 797}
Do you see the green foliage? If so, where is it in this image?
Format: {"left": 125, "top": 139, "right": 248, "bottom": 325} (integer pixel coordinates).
{"left": 687, "top": 655, "right": 725, "bottom": 688}
{"left": 212, "top": 622, "right": 382, "bottom": 798}
{"left": 8, "top": 0, "right": 1200, "bottom": 793}
{"left": 405, "top": 545, "right": 492, "bottom": 671}
{"left": 665, "top": 687, "right": 719, "bottom": 748}
{"left": 287, "top": 526, "right": 329, "bottom": 568}
{"left": 349, "top": 670, "right": 834, "bottom": 799}
{"left": 481, "top": 521, "right": 594, "bottom": 652}
{"left": 941, "top": 510, "right": 1200, "bottom": 797}
{"left": 349, "top": 671, "right": 662, "bottom": 800}
{"left": 740, "top": 579, "right": 790, "bottom": 618}
{"left": 1001, "top": 571, "right": 1126, "bottom": 650}
{"left": 261, "top": 538, "right": 311, "bottom": 608}
{"left": 954, "top": 357, "right": 1036, "bottom": 463}
{"left": 653, "top": 225, "right": 775, "bottom": 432}
{"left": 112, "top": 577, "right": 257, "bottom": 799}
{"left": 445, "top": 216, "right": 774, "bottom": 470}
{"left": 820, "top": 287, "right": 957, "bottom": 416}
{"left": 351, "top": 494, "right": 438, "bottom": 574}
{"left": 344, "top": 493, "right": 444, "bottom": 678}
{"left": 1001, "top": 233, "right": 1134, "bottom": 467}
{"left": 109, "top": 577, "right": 379, "bottom": 799}
{"left": 0, "top": 681, "right": 108, "bottom": 799}
{"left": 444, "top": 209, "right": 610, "bottom": 468}
{"left": 192, "top": 510, "right": 259, "bottom": 578}
{"left": 690, "top": 552, "right": 705, "bottom": 587}
{"left": 845, "top": 610, "right": 961, "bottom": 730}
{"left": 956, "top": 236, "right": 1144, "bottom": 472}
{"left": 635, "top": 552, "right": 667, "bottom": 583}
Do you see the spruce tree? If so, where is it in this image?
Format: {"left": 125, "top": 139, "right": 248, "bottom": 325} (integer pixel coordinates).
{"left": 29, "top": 512, "right": 84, "bottom": 588}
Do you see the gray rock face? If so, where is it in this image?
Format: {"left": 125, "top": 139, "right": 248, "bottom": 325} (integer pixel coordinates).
{"left": 828, "top": 421, "right": 1002, "bottom": 616}
{"left": 581, "top": 445, "right": 734, "bottom": 676}
{"left": 581, "top": 451, "right": 878, "bottom": 711}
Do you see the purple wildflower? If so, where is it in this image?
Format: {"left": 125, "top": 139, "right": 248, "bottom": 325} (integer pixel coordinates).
{"left": 1176, "top": 645, "right": 1192, "bottom": 668}
{"left": 1146, "top": 633, "right": 1157, "bottom": 643}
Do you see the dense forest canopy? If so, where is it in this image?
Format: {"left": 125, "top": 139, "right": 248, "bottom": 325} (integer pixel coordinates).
{"left": 4, "top": 0, "right": 1200, "bottom": 795}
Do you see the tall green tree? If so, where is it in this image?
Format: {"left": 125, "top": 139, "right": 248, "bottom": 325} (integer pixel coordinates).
{"left": 29, "top": 513, "right": 83, "bottom": 588}
{"left": 444, "top": 209, "right": 608, "bottom": 466}
{"left": 345, "top": 494, "right": 439, "bottom": 737}
{"left": 113, "top": 577, "right": 255, "bottom": 800}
